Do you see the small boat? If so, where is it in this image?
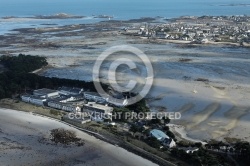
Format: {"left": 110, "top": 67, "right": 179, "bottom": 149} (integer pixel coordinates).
{"left": 193, "top": 85, "right": 198, "bottom": 93}
{"left": 193, "top": 89, "right": 198, "bottom": 94}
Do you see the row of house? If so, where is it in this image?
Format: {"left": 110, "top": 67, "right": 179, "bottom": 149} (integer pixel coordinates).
{"left": 131, "top": 15, "right": 250, "bottom": 44}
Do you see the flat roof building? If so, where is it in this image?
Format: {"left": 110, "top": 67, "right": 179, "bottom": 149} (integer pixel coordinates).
{"left": 47, "top": 100, "right": 80, "bottom": 112}
{"left": 33, "top": 88, "right": 59, "bottom": 98}
{"left": 83, "top": 102, "right": 113, "bottom": 115}
{"left": 21, "top": 95, "right": 47, "bottom": 106}
{"left": 84, "top": 92, "right": 107, "bottom": 103}
{"left": 59, "top": 86, "right": 84, "bottom": 96}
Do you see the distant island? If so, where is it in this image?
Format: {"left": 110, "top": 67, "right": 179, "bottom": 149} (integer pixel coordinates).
{"left": 219, "top": 3, "right": 250, "bottom": 7}
{"left": 2, "top": 13, "right": 85, "bottom": 19}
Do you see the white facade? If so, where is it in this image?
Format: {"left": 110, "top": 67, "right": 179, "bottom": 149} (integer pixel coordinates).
{"left": 21, "top": 95, "right": 46, "bottom": 106}
{"left": 163, "top": 138, "right": 176, "bottom": 148}
{"left": 21, "top": 95, "right": 30, "bottom": 103}
{"left": 48, "top": 101, "right": 62, "bottom": 110}
{"left": 62, "top": 105, "right": 77, "bottom": 112}
{"left": 83, "top": 102, "right": 113, "bottom": 115}
{"left": 48, "top": 101, "right": 78, "bottom": 112}
{"left": 29, "top": 97, "right": 46, "bottom": 106}
{"left": 84, "top": 92, "right": 106, "bottom": 103}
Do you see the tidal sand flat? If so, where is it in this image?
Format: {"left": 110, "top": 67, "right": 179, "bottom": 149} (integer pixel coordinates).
{"left": 1, "top": 19, "right": 250, "bottom": 143}
{"left": 0, "top": 108, "right": 158, "bottom": 166}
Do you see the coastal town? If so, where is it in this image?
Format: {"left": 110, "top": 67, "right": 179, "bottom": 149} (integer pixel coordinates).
{"left": 124, "top": 15, "right": 250, "bottom": 46}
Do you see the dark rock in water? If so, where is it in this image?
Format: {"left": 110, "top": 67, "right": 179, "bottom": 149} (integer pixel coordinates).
{"left": 93, "top": 15, "right": 113, "bottom": 19}
{"left": 179, "top": 58, "right": 192, "bottom": 62}
{"left": 2, "top": 16, "right": 17, "bottom": 19}
{"left": 40, "top": 23, "right": 58, "bottom": 26}
{"left": 195, "top": 78, "right": 209, "bottom": 82}
{"left": 127, "top": 17, "right": 156, "bottom": 23}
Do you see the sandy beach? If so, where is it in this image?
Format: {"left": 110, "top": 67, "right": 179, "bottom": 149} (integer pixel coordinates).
{"left": 0, "top": 108, "right": 158, "bottom": 166}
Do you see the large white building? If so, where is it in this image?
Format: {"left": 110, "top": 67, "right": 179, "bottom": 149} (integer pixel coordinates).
{"left": 83, "top": 102, "right": 113, "bottom": 115}
{"left": 21, "top": 88, "right": 59, "bottom": 106}
{"left": 47, "top": 100, "right": 80, "bottom": 112}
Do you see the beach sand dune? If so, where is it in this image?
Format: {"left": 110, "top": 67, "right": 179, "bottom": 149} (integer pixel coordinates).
{"left": 0, "top": 108, "right": 158, "bottom": 166}
{"left": 222, "top": 106, "right": 250, "bottom": 131}
{"left": 186, "top": 103, "right": 221, "bottom": 130}
{"left": 175, "top": 103, "right": 195, "bottom": 114}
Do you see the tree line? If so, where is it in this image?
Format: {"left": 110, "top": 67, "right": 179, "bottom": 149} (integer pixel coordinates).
{"left": 0, "top": 54, "right": 97, "bottom": 99}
